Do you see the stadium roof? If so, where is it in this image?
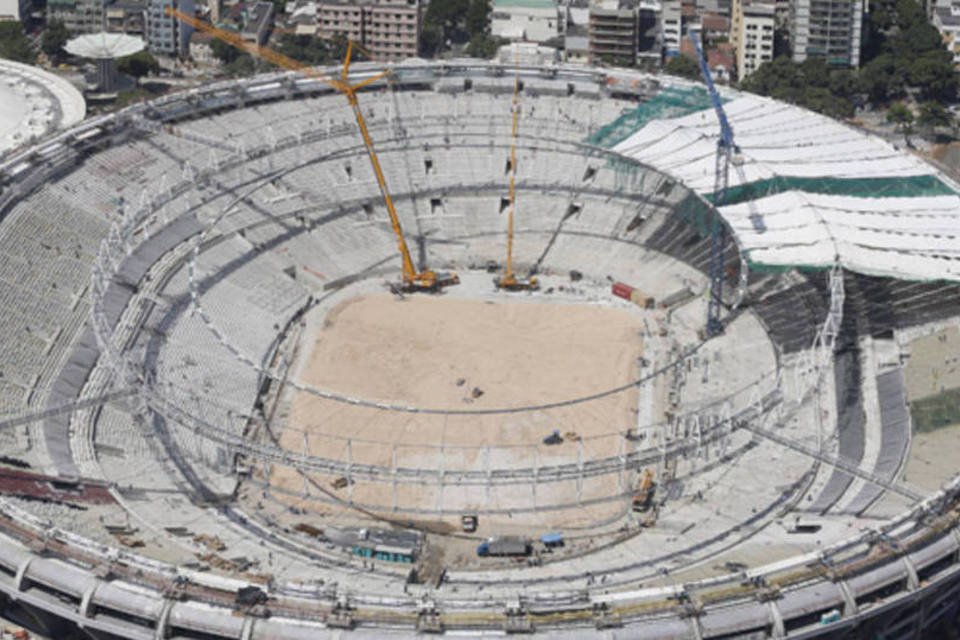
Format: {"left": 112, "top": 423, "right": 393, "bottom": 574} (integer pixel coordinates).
{"left": 64, "top": 32, "right": 146, "bottom": 59}
{"left": 0, "top": 58, "right": 85, "bottom": 155}
{"left": 610, "top": 82, "right": 960, "bottom": 282}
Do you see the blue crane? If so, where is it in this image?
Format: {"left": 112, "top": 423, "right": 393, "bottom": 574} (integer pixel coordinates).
{"left": 688, "top": 28, "right": 738, "bottom": 337}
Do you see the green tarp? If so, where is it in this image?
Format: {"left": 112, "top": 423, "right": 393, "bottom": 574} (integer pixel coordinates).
{"left": 586, "top": 86, "right": 715, "bottom": 149}
{"left": 703, "top": 174, "right": 956, "bottom": 206}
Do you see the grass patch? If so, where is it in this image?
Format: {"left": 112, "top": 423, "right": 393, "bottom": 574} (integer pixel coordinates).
{"left": 910, "top": 386, "right": 960, "bottom": 433}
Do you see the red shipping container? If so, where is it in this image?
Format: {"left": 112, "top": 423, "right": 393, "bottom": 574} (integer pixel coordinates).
{"left": 611, "top": 282, "right": 634, "bottom": 300}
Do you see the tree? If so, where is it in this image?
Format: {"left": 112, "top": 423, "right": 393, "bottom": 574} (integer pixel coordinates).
{"left": 917, "top": 101, "right": 952, "bottom": 131}
{"left": 42, "top": 19, "right": 70, "bottom": 63}
{"left": 117, "top": 50, "right": 160, "bottom": 78}
{"left": 210, "top": 37, "right": 241, "bottom": 64}
{"left": 887, "top": 102, "right": 915, "bottom": 141}
{"left": 908, "top": 52, "right": 957, "bottom": 102}
{"left": 664, "top": 54, "right": 700, "bottom": 80}
{"left": 464, "top": 33, "right": 500, "bottom": 59}
{"left": 224, "top": 53, "right": 257, "bottom": 76}
{"left": 0, "top": 22, "right": 36, "bottom": 64}
{"left": 858, "top": 53, "right": 906, "bottom": 104}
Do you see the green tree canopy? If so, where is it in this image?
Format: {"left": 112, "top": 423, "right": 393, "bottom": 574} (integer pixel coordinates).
{"left": 917, "top": 101, "right": 952, "bottom": 130}
{"left": 117, "top": 50, "right": 160, "bottom": 78}
{"left": 0, "top": 22, "right": 36, "bottom": 64}
{"left": 887, "top": 102, "right": 914, "bottom": 128}
{"left": 41, "top": 19, "right": 70, "bottom": 63}
{"left": 664, "top": 54, "right": 701, "bottom": 80}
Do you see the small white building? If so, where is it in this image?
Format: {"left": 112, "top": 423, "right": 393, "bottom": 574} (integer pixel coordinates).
{"left": 0, "top": 0, "right": 32, "bottom": 21}
{"left": 491, "top": 0, "right": 563, "bottom": 43}
{"left": 933, "top": 3, "right": 960, "bottom": 67}
{"left": 731, "top": 0, "right": 773, "bottom": 80}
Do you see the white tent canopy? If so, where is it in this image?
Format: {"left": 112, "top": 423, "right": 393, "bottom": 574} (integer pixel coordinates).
{"left": 611, "top": 87, "right": 960, "bottom": 282}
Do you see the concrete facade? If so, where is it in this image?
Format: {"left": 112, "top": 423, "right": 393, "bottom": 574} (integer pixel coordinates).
{"left": 789, "top": 0, "right": 863, "bottom": 67}
{"left": 144, "top": 0, "right": 194, "bottom": 57}
{"left": 934, "top": 2, "right": 960, "bottom": 67}
{"left": 0, "top": 0, "right": 31, "bottom": 21}
{"left": 731, "top": 0, "right": 773, "bottom": 79}
{"left": 48, "top": 0, "right": 106, "bottom": 34}
{"left": 317, "top": 0, "right": 420, "bottom": 62}
{"left": 491, "top": 0, "right": 562, "bottom": 43}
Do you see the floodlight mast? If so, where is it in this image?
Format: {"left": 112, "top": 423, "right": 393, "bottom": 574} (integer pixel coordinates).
{"left": 166, "top": 8, "right": 457, "bottom": 292}
{"left": 688, "top": 28, "right": 738, "bottom": 337}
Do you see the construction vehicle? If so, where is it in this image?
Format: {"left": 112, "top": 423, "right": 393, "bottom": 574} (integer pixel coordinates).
{"left": 632, "top": 469, "right": 656, "bottom": 513}
{"left": 494, "top": 55, "right": 538, "bottom": 292}
{"left": 476, "top": 536, "right": 532, "bottom": 557}
{"left": 165, "top": 9, "right": 457, "bottom": 294}
{"left": 542, "top": 429, "right": 563, "bottom": 446}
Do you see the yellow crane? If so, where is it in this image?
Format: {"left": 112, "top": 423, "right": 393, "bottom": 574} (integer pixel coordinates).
{"left": 494, "top": 56, "right": 538, "bottom": 292}
{"left": 166, "top": 9, "right": 458, "bottom": 292}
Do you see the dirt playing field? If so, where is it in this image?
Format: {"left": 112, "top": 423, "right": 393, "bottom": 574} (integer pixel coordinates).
{"left": 270, "top": 293, "right": 645, "bottom": 527}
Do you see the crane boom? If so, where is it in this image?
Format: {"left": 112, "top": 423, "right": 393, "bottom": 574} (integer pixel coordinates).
{"left": 688, "top": 29, "right": 736, "bottom": 336}
{"left": 494, "top": 57, "right": 538, "bottom": 292}
{"left": 166, "top": 9, "right": 456, "bottom": 292}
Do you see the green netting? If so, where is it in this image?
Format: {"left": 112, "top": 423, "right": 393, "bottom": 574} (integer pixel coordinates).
{"left": 586, "top": 86, "right": 715, "bottom": 149}
{"left": 704, "top": 174, "right": 956, "bottom": 207}
{"left": 674, "top": 192, "right": 719, "bottom": 237}
{"left": 910, "top": 387, "right": 960, "bottom": 433}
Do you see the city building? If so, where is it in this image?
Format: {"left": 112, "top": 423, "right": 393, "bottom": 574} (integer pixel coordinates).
{"left": 0, "top": 0, "right": 32, "bottom": 21}
{"left": 789, "top": 0, "right": 863, "bottom": 67}
{"left": 660, "top": 0, "right": 681, "bottom": 56}
{"left": 491, "top": 0, "right": 563, "bottom": 43}
{"left": 564, "top": 34, "right": 589, "bottom": 61}
{"left": 587, "top": 0, "right": 660, "bottom": 65}
{"left": 48, "top": 0, "right": 107, "bottom": 34}
{"left": 105, "top": 0, "right": 146, "bottom": 36}
{"left": 240, "top": 1, "right": 273, "bottom": 45}
{"left": 317, "top": 0, "right": 420, "bottom": 62}
{"left": 933, "top": 2, "right": 960, "bottom": 67}
{"left": 145, "top": 0, "right": 195, "bottom": 57}
{"left": 731, "top": 0, "right": 773, "bottom": 79}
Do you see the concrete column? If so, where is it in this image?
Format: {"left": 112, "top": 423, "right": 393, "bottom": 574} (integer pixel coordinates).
{"left": 14, "top": 556, "right": 33, "bottom": 592}
{"left": 768, "top": 600, "right": 786, "bottom": 638}
{"left": 79, "top": 579, "right": 101, "bottom": 619}
{"left": 154, "top": 599, "right": 174, "bottom": 640}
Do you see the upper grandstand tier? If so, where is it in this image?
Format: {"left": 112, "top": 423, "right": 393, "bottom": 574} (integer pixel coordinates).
{"left": 601, "top": 79, "right": 960, "bottom": 282}
{"left": 0, "top": 60, "right": 958, "bottom": 639}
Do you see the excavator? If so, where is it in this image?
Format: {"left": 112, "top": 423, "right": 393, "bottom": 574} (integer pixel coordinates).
{"left": 632, "top": 468, "right": 656, "bottom": 513}
{"left": 166, "top": 9, "right": 458, "bottom": 293}
{"left": 493, "top": 55, "right": 538, "bottom": 292}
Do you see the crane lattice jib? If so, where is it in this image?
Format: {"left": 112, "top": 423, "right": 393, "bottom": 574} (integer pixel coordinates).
{"left": 688, "top": 30, "right": 734, "bottom": 151}
{"left": 166, "top": 9, "right": 421, "bottom": 284}
{"left": 687, "top": 29, "right": 735, "bottom": 338}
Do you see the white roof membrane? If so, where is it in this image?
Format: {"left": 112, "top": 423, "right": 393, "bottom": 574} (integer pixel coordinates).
{"left": 612, "top": 88, "right": 960, "bottom": 282}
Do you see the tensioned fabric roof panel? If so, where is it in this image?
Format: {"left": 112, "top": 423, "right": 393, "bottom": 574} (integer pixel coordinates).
{"left": 609, "top": 82, "right": 960, "bottom": 282}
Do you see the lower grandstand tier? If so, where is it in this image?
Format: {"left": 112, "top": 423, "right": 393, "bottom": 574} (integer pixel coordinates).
{"left": 0, "top": 60, "right": 957, "bottom": 638}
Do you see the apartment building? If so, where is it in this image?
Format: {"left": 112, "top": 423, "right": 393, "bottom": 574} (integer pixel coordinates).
{"left": 587, "top": 0, "right": 660, "bottom": 65}
{"left": 933, "top": 2, "right": 960, "bottom": 67}
{"left": 145, "top": 0, "right": 194, "bottom": 56}
{"left": 317, "top": 0, "right": 419, "bottom": 61}
{"left": 731, "top": 0, "right": 773, "bottom": 79}
{"left": 789, "top": 0, "right": 863, "bottom": 67}
{"left": 105, "top": 0, "right": 146, "bottom": 36}
{"left": 491, "top": 0, "right": 562, "bottom": 43}
{"left": 660, "top": 0, "right": 681, "bottom": 56}
{"left": 48, "top": 0, "right": 106, "bottom": 33}
{"left": 0, "top": 0, "right": 32, "bottom": 21}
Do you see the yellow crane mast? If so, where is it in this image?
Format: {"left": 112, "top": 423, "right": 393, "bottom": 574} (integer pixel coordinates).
{"left": 494, "top": 57, "right": 538, "bottom": 292}
{"left": 166, "top": 9, "right": 458, "bottom": 292}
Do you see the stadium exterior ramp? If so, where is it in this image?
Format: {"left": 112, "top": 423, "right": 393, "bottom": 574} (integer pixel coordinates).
{"left": 0, "top": 61, "right": 957, "bottom": 640}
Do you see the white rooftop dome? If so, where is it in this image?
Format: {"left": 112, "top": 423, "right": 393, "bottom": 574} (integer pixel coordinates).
{"left": 64, "top": 32, "right": 146, "bottom": 59}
